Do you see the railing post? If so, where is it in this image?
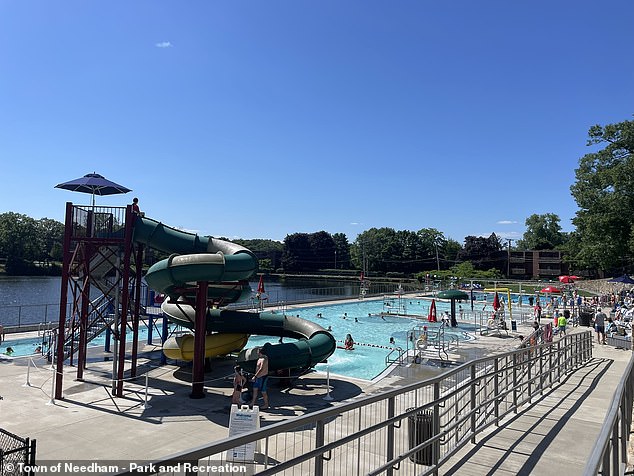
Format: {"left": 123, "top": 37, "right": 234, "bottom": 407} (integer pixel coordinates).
{"left": 512, "top": 353, "right": 518, "bottom": 413}
{"left": 387, "top": 396, "right": 395, "bottom": 476}
{"left": 539, "top": 345, "right": 544, "bottom": 396}
{"left": 557, "top": 340, "right": 562, "bottom": 383}
{"left": 494, "top": 358, "right": 500, "bottom": 426}
{"left": 433, "top": 382, "right": 441, "bottom": 475}
{"left": 527, "top": 348, "right": 532, "bottom": 402}
{"left": 470, "top": 364, "right": 477, "bottom": 443}
{"left": 315, "top": 419, "right": 325, "bottom": 476}
{"left": 612, "top": 413, "right": 620, "bottom": 475}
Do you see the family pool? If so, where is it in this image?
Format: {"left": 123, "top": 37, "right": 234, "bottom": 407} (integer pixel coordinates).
{"left": 1, "top": 296, "right": 473, "bottom": 381}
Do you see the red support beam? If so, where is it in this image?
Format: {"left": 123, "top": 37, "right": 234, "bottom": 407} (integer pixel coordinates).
{"left": 191, "top": 281, "right": 208, "bottom": 399}
{"left": 55, "top": 202, "right": 74, "bottom": 400}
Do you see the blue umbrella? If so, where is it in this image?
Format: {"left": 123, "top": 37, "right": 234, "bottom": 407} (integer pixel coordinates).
{"left": 55, "top": 172, "right": 131, "bottom": 207}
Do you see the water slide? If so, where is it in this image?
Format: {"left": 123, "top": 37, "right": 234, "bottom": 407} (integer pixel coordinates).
{"left": 133, "top": 216, "right": 336, "bottom": 371}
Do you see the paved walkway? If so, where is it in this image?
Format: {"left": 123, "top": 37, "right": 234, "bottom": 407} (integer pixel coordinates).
{"left": 441, "top": 340, "right": 632, "bottom": 476}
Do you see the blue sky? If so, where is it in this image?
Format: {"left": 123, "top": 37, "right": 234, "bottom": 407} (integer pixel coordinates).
{"left": 1, "top": 1, "right": 633, "bottom": 245}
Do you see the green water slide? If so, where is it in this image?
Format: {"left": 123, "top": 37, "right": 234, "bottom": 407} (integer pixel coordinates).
{"left": 134, "top": 216, "right": 336, "bottom": 371}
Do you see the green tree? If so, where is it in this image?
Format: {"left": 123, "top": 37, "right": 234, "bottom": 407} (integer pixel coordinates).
{"left": 281, "top": 233, "right": 312, "bottom": 272}
{"left": 516, "top": 213, "right": 567, "bottom": 250}
{"left": 332, "top": 233, "right": 351, "bottom": 269}
{"left": 0, "top": 212, "right": 40, "bottom": 262}
{"left": 308, "top": 231, "right": 337, "bottom": 270}
{"left": 570, "top": 119, "right": 634, "bottom": 272}
{"left": 457, "top": 233, "right": 505, "bottom": 272}
{"left": 36, "top": 218, "right": 65, "bottom": 262}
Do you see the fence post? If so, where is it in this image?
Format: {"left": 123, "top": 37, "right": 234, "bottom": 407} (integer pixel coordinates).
{"left": 512, "top": 353, "right": 518, "bottom": 413}
{"left": 470, "top": 364, "right": 477, "bottom": 443}
{"left": 539, "top": 345, "right": 544, "bottom": 396}
{"left": 23, "top": 359, "right": 32, "bottom": 387}
{"left": 387, "top": 396, "right": 395, "bottom": 476}
{"left": 143, "top": 373, "right": 152, "bottom": 410}
{"left": 47, "top": 367, "right": 56, "bottom": 405}
{"left": 494, "top": 358, "right": 500, "bottom": 426}
{"left": 557, "top": 340, "right": 562, "bottom": 383}
{"left": 323, "top": 365, "right": 334, "bottom": 401}
{"left": 433, "top": 382, "right": 440, "bottom": 473}
{"left": 314, "top": 419, "right": 325, "bottom": 476}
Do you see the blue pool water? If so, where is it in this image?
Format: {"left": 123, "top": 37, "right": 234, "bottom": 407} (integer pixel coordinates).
{"left": 1, "top": 296, "right": 473, "bottom": 381}
{"left": 246, "top": 297, "right": 473, "bottom": 380}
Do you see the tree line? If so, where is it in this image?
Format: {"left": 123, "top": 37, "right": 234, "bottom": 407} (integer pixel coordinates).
{"left": 1, "top": 118, "right": 632, "bottom": 277}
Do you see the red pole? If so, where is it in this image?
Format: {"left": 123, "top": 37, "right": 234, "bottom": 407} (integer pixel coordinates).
{"left": 55, "top": 202, "right": 74, "bottom": 400}
{"left": 115, "top": 205, "right": 135, "bottom": 397}
{"left": 191, "top": 281, "right": 208, "bottom": 399}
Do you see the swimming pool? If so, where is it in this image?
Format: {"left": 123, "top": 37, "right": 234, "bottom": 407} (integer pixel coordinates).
{"left": 246, "top": 297, "right": 473, "bottom": 380}
{"left": 1, "top": 296, "right": 472, "bottom": 381}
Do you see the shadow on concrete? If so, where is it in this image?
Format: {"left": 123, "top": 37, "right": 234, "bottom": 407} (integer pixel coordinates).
{"left": 442, "top": 357, "right": 613, "bottom": 476}
{"left": 56, "top": 350, "right": 364, "bottom": 430}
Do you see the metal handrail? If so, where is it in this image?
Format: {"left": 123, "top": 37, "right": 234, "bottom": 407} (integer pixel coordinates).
{"left": 583, "top": 352, "right": 634, "bottom": 476}
{"left": 116, "top": 331, "right": 594, "bottom": 476}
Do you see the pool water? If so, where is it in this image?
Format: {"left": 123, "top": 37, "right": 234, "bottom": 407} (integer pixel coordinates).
{"left": 1, "top": 296, "right": 473, "bottom": 381}
{"left": 247, "top": 297, "right": 474, "bottom": 380}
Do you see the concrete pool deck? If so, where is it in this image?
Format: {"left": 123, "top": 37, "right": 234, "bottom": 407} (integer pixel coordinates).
{"left": 0, "top": 296, "right": 602, "bottom": 473}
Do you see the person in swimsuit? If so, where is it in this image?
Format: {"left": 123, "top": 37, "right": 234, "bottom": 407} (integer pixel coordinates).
{"left": 232, "top": 365, "right": 246, "bottom": 405}
{"left": 251, "top": 348, "right": 269, "bottom": 409}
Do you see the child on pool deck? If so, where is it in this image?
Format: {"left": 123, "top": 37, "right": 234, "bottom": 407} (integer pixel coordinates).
{"left": 232, "top": 365, "right": 247, "bottom": 405}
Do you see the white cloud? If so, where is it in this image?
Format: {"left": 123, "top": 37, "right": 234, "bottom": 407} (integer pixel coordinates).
{"left": 350, "top": 222, "right": 360, "bottom": 226}
{"left": 495, "top": 231, "right": 523, "bottom": 240}
{"left": 155, "top": 41, "right": 172, "bottom": 48}
{"left": 497, "top": 220, "right": 518, "bottom": 225}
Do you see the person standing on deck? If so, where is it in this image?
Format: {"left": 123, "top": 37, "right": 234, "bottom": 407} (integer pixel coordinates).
{"left": 251, "top": 347, "right": 270, "bottom": 410}
{"left": 594, "top": 308, "right": 607, "bottom": 344}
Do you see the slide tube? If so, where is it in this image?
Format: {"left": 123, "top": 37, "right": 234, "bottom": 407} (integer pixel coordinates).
{"left": 160, "top": 302, "right": 336, "bottom": 373}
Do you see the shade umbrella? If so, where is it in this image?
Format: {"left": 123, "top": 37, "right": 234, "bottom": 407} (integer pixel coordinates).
{"left": 492, "top": 292, "right": 501, "bottom": 311}
{"left": 437, "top": 289, "right": 469, "bottom": 327}
{"left": 427, "top": 299, "right": 437, "bottom": 322}
{"left": 608, "top": 275, "right": 634, "bottom": 284}
{"left": 55, "top": 172, "right": 131, "bottom": 207}
{"left": 540, "top": 286, "right": 562, "bottom": 294}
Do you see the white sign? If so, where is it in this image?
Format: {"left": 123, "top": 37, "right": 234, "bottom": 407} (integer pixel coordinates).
{"left": 226, "top": 404, "right": 260, "bottom": 462}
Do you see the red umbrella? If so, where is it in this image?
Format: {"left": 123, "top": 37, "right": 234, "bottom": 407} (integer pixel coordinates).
{"left": 558, "top": 275, "right": 577, "bottom": 284}
{"left": 540, "top": 286, "right": 562, "bottom": 293}
{"left": 257, "top": 275, "right": 265, "bottom": 294}
{"left": 493, "top": 292, "right": 500, "bottom": 311}
{"left": 428, "top": 299, "right": 437, "bottom": 322}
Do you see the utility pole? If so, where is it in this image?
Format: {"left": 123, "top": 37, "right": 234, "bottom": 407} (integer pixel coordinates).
{"left": 506, "top": 238, "right": 513, "bottom": 277}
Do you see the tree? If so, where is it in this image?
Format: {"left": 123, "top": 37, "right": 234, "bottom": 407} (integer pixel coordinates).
{"left": 516, "top": 213, "right": 567, "bottom": 250}
{"left": 0, "top": 212, "right": 40, "bottom": 262}
{"left": 36, "top": 218, "right": 65, "bottom": 262}
{"left": 308, "top": 231, "right": 337, "bottom": 270}
{"left": 570, "top": 119, "right": 634, "bottom": 272}
{"left": 332, "top": 233, "right": 351, "bottom": 269}
{"left": 281, "top": 233, "right": 313, "bottom": 272}
{"left": 457, "top": 233, "right": 505, "bottom": 272}
{"left": 281, "top": 231, "right": 337, "bottom": 272}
